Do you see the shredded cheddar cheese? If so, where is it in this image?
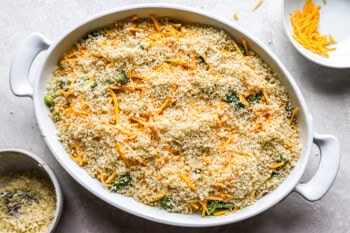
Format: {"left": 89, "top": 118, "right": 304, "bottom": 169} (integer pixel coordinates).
{"left": 179, "top": 174, "right": 196, "bottom": 191}
{"left": 109, "top": 89, "right": 119, "bottom": 124}
{"left": 262, "top": 89, "right": 271, "bottom": 105}
{"left": 60, "top": 58, "right": 79, "bottom": 64}
{"left": 268, "top": 161, "right": 286, "bottom": 169}
{"left": 232, "top": 40, "right": 244, "bottom": 56}
{"left": 252, "top": 0, "right": 263, "bottom": 11}
{"left": 198, "top": 200, "right": 209, "bottom": 218}
{"left": 242, "top": 39, "right": 249, "bottom": 56}
{"left": 290, "top": 0, "right": 336, "bottom": 57}
{"left": 116, "top": 143, "right": 130, "bottom": 167}
{"left": 238, "top": 93, "right": 249, "bottom": 106}
{"left": 213, "top": 210, "right": 230, "bottom": 216}
{"left": 207, "top": 196, "right": 224, "bottom": 201}
{"left": 150, "top": 15, "right": 161, "bottom": 32}
{"left": 289, "top": 107, "right": 300, "bottom": 125}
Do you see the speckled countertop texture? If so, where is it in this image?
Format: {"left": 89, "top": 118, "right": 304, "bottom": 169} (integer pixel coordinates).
{"left": 1, "top": 0, "right": 350, "bottom": 232}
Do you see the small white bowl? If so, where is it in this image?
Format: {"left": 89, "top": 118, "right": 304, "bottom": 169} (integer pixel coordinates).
{"left": 283, "top": 0, "right": 350, "bottom": 68}
{"left": 0, "top": 149, "right": 63, "bottom": 233}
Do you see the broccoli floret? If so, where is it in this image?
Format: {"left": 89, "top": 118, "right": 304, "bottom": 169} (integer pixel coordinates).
{"left": 52, "top": 113, "right": 60, "bottom": 122}
{"left": 109, "top": 70, "right": 129, "bottom": 86}
{"left": 110, "top": 172, "right": 132, "bottom": 192}
{"left": 44, "top": 92, "right": 55, "bottom": 107}
{"left": 239, "top": 46, "right": 246, "bottom": 56}
{"left": 247, "top": 94, "right": 261, "bottom": 104}
{"left": 207, "top": 200, "right": 235, "bottom": 215}
{"left": 59, "top": 81, "right": 69, "bottom": 91}
{"left": 160, "top": 197, "right": 173, "bottom": 210}
{"left": 286, "top": 106, "right": 293, "bottom": 118}
{"left": 225, "top": 92, "right": 244, "bottom": 109}
{"left": 90, "top": 81, "right": 98, "bottom": 90}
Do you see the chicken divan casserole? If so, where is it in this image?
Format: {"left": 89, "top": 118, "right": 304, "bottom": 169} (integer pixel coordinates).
{"left": 45, "top": 15, "right": 300, "bottom": 217}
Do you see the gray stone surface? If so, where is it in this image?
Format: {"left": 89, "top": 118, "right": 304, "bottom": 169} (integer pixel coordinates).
{"left": 1, "top": 0, "right": 349, "bottom": 232}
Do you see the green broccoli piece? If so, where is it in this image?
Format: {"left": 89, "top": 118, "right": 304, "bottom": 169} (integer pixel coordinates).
{"left": 90, "top": 81, "right": 98, "bottom": 90}
{"left": 207, "top": 200, "right": 235, "bottom": 215}
{"left": 110, "top": 172, "right": 132, "bottom": 192}
{"left": 52, "top": 113, "right": 60, "bottom": 122}
{"left": 247, "top": 94, "right": 261, "bottom": 104}
{"left": 59, "top": 81, "right": 69, "bottom": 91}
{"left": 44, "top": 92, "right": 55, "bottom": 107}
{"left": 286, "top": 106, "right": 293, "bottom": 118}
{"left": 109, "top": 70, "right": 129, "bottom": 86}
{"left": 225, "top": 92, "right": 244, "bottom": 109}
{"left": 239, "top": 46, "right": 246, "bottom": 56}
{"left": 160, "top": 197, "right": 173, "bottom": 210}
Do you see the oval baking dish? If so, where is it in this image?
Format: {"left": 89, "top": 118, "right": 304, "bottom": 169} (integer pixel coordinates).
{"left": 9, "top": 4, "right": 340, "bottom": 227}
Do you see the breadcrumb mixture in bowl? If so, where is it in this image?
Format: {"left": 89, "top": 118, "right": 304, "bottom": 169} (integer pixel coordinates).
{"left": 45, "top": 16, "right": 300, "bottom": 217}
{"left": 0, "top": 171, "right": 56, "bottom": 233}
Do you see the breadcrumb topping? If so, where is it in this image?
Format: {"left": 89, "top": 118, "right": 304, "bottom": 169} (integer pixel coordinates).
{"left": 45, "top": 16, "right": 300, "bottom": 216}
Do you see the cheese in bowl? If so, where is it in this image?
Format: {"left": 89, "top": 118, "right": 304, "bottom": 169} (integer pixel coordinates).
{"left": 44, "top": 15, "right": 300, "bottom": 217}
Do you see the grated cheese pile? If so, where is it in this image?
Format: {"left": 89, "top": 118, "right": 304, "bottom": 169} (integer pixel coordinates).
{"left": 290, "top": 0, "right": 336, "bottom": 57}
{"left": 45, "top": 16, "right": 300, "bottom": 216}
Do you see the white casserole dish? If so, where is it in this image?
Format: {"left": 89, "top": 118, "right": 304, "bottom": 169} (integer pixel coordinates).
{"left": 9, "top": 4, "right": 340, "bottom": 227}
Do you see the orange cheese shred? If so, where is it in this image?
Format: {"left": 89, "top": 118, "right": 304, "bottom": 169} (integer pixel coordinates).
{"left": 262, "top": 89, "right": 271, "bottom": 105}
{"left": 213, "top": 210, "right": 230, "bottom": 216}
{"left": 150, "top": 15, "right": 161, "bottom": 32}
{"left": 242, "top": 39, "right": 249, "bottom": 56}
{"left": 116, "top": 142, "right": 130, "bottom": 167}
{"left": 289, "top": 107, "right": 300, "bottom": 125}
{"left": 179, "top": 174, "right": 197, "bottom": 191}
{"left": 156, "top": 96, "right": 172, "bottom": 115}
{"left": 268, "top": 161, "right": 285, "bottom": 169}
{"left": 198, "top": 200, "right": 209, "bottom": 217}
{"left": 207, "top": 196, "right": 224, "bottom": 201}
{"left": 252, "top": 0, "right": 263, "bottom": 11}
{"left": 232, "top": 40, "right": 244, "bottom": 56}
{"left": 238, "top": 93, "right": 249, "bottom": 106}
{"left": 109, "top": 89, "right": 119, "bottom": 124}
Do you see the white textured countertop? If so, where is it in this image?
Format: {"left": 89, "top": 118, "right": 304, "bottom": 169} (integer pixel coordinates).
{"left": 1, "top": 1, "right": 349, "bottom": 232}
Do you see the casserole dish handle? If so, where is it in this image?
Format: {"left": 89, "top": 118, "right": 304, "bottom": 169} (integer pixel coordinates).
{"left": 294, "top": 132, "right": 340, "bottom": 201}
{"left": 9, "top": 33, "right": 51, "bottom": 98}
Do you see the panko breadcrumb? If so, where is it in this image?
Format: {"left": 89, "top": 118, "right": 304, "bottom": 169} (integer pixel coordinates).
{"left": 45, "top": 16, "right": 300, "bottom": 216}
{"left": 0, "top": 171, "right": 56, "bottom": 233}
